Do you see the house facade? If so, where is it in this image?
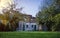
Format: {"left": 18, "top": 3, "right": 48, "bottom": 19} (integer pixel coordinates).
{"left": 16, "top": 22, "right": 38, "bottom": 31}
{"left": 16, "top": 15, "right": 39, "bottom": 31}
{"left": 16, "top": 14, "right": 47, "bottom": 31}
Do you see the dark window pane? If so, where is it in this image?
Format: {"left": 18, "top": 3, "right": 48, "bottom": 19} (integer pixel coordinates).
{"left": 26, "top": 25, "right": 28, "bottom": 28}
{"left": 32, "top": 25, "right": 33, "bottom": 28}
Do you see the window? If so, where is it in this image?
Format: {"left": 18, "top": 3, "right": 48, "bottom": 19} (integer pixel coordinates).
{"left": 26, "top": 25, "right": 28, "bottom": 28}
{"left": 34, "top": 25, "right": 36, "bottom": 31}
{"left": 32, "top": 25, "right": 33, "bottom": 28}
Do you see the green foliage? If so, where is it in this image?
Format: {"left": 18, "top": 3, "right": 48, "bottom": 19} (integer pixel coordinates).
{"left": 52, "top": 14, "right": 60, "bottom": 31}
{"left": 36, "top": 0, "right": 60, "bottom": 31}
{"left": 0, "top": 4, "right": 24, "bottom": 31}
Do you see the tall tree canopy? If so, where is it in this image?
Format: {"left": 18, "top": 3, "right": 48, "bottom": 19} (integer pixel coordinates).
{"left": 36, "top": 0, "right": 60, "bottom": 31}
{"left": 0, "top": 2, "right": 24, "bottom": 31}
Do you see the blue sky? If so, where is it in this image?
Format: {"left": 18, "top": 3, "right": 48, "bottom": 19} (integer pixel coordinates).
{"left": 15, "top": 0, "right": 53, "bottom": 17}
{"left": 15, "top": 0, "right": 43, "bottom": 17}
{"left": 0, "top": 0, "right": 52, "bottom": 17}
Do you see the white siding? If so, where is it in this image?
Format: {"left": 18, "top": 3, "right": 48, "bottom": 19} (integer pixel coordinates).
{"left": 16, "top": 21, "right": 39, "bottom": 31}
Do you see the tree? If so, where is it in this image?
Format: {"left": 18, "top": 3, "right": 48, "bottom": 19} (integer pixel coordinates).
{"left": 36, "top": 0, "right": 60, "bottom": 31}
{"left": 0, "top": 2, "right": 24, "bottom": 31}
{"left": 52, "top": 14, "right": 60, "bottom": 31}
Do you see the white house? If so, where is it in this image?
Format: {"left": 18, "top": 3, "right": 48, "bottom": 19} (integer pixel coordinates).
{"left": 16, "top": 14, "right": 39, "bottom": 31}
{"left": 16, "top": 14, "right": 47, "bottom": 31}
{"left": 24, "top": 22, "right": 38, "bottom": 31}
{"left": 16, "top": 21, "right": 38, "bottom": 31}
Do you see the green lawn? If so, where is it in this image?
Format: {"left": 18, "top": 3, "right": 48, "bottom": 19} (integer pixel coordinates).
{"left": 0, "top": 31, "right": 60, "bottom": 38}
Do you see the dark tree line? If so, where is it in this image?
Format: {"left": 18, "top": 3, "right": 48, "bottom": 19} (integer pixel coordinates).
{"left": 36, "top": 0, "right": 60, "bottom": 31}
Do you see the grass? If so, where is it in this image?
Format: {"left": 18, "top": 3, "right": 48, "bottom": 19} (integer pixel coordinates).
{"left": 0, "top": 31, "right": 60, "bottom": 38}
